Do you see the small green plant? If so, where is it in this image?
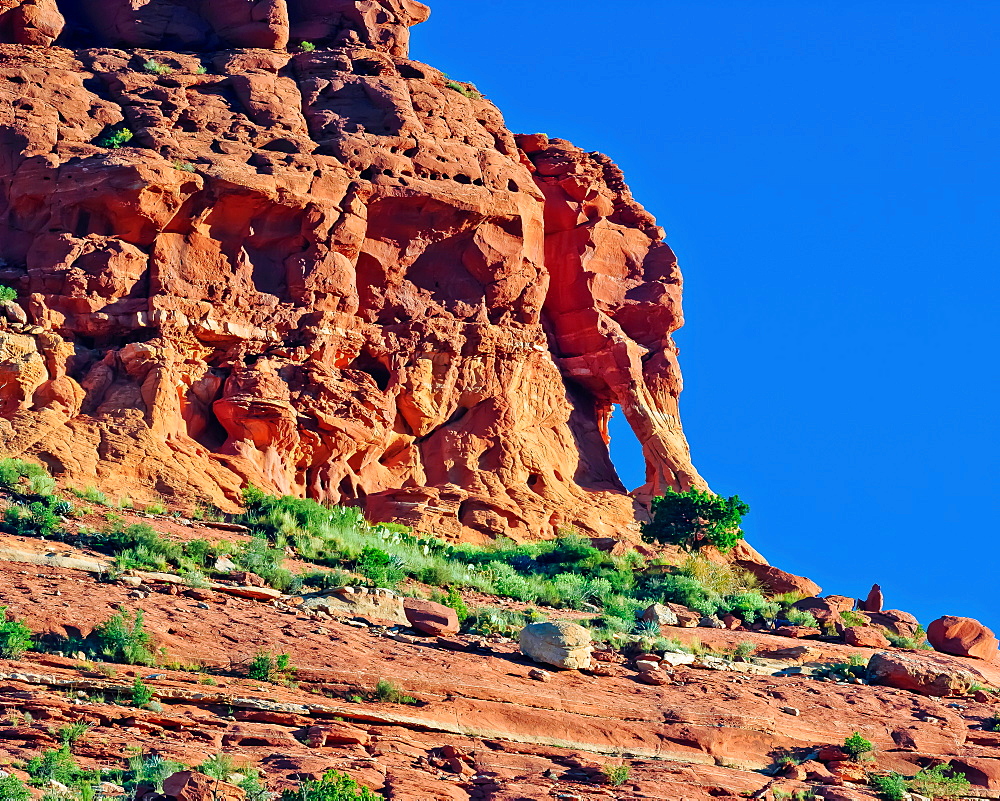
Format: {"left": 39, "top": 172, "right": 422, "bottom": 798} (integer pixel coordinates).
{"left": 169, "top": 161, "right": 196, "bottom": 173}
{"left": 280, "top": 770, "right": 381, "bottom": 801}
{"left": 126, "top": 751, "right": 186, "bottom": 793}
{"left": 0, "top": 607, "right": 33, "bottom": 658}
{"left": 69, "top": 486, "right": 109, "bottom": 505}
{"left": 849, "top": 653, "right": 868, "bottom": 667}
{"left": 445, "top": 586, "right": 470, "bottom": 622}
{"left": 0, "top": 774, "right": 31, "bottom": 801}
{"left": 144, "top": 501, "right": 169, "bottom": 514}
{"left": 601, "top": 763, "right": 630, "bottom": 787}
{"left": 374, "top": 678, "right": 417, "bottom": 705}
{"left": 195, "top": 65, "right": 208, "bottom": 74}
{"left": 0, "top": 284, "right": 17, "bottom": 303}
{"left": 907, "top": 764, "right": 971, "bottom": 798}
{"left": 784, "top": 608, "right": 819, "bottom": 628}
{"left": 199, "top": 753, "right": 235, "bottom": 781}
{"left": 98, "top": 127, "right": 133, "bottom": 148}
{"left": 56, "top": 722, "right": 92, "bottom": 749}
{"left": 130, "top": 676, "right": 154, "bottom": 708}
{"left": 641, "top": 487, "right": 749, "bottom": 552}
{"left": 92, "top": 607, "right": 155, "bottom": 665}
{"left": 298, "top": 41, "right": 316, "bottom": 52}
{"left": 444, "top": 79, "right": 481, "bottom": 99}
{"left": 840, "top": 611, "right": 868, "bottom": 627}
{"left": 143, "top": 59, "right": 173, "bottom": 75}
{"left": 885, "top": 625, "right": 929, "bottom": 649}
{"left": 843, "top": 731, "right": 875, "bottom": 761}
{"left": 248, "top": 651, "right": 276, "bottom": 682}
{"left": 25, "top": 745, "right": 79, "bottom": 785}
{"left": 733, "top": 641, "right": 756, "bottom": 660}
{"left": 868, "top": 773, "right": 908, "bottom": 801}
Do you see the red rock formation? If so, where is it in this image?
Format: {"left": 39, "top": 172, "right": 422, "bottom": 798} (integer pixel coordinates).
{"left": 928, "top": 616, "right": 999, "bottom": 662}
{"left": 0, "top": 0, "right": 706, "bottom": 544}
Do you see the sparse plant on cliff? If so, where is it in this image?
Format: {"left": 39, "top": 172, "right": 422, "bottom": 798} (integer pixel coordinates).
{"left": 130, "top": 676, "right": 154, "bottom": 708}
{"left": 445, "top": 586, "right": 470, "bottom": 622}
{"left": 373, "top": 678, "right": 416, "bottom": 705}
{"left": 198, "top": 753, "right": 235, "bottom": 782}
{"left": 170, "top": 160, "right": 196, "bottom": 173}
{"left": 0, "top": 458, "right": 48, "bottom": 493}
{"left": 840, "top": 610, "right": 868, "bottom": 627}
{"left": 195, "top": 65, "right": 208, "bottom": 74}
{"left": 907, "top": 764, "right": 971, "bottom": 798}
{"left": 868, "top": 772, "right": 907, "bottom": 801}
{"left": 444, "top": 77, "right": 481, "bottom": 99}
{"left": 0, "top": 284, "right": 17, "bottom": 303}
{"left": 143, "top": 59, "right": 173, "bottom": 75}
{"left": 25, "top": 745, "right": 82, "bottom": 786}
{"left": 601, "top": 763, "right": 630, "bottom": 786}
{"left": 784, "top": 608, "right": 818, "bottom": 628}
{"left": 92, "top": 607, "right": 154, "bottom": 666}
{"left": 97, "top": 127, "right": 133, "bottom": 148}
{"left": 298, "top": 41, "right": 317, "bottom": 52}
{"left": 885, "top": 625, "right": 930, "bottom": 650}
{"left": 126, "top": 751, "right": 186, "bottom": 793}
{"left": 0, "top": 607, "right": 33, "bottom": 658}
{"left": 843, "top": 732, "right": 875, "bottom": 761}
{"left": 280, "top": 770, "right": 381, "bottom": 801}
{"left": 56, "top": 722, "right": 92, "bottom": 750}
{"left": 641, "top": 487, "right": 749, "bottom": 553}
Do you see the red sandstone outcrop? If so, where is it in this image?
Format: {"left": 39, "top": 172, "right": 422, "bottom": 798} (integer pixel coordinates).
{"left": 0, "top": 0, "right": 707, "bottom": 544}
{"left": 928, "top": 616, "right": 999, "bottom": 662}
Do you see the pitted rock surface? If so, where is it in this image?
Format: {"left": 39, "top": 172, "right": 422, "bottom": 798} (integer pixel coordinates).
{"left": 0, "top": 0, "right": 707, "bottom": 545}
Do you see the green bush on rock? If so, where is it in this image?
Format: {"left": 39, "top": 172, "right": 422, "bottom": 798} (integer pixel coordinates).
{"left": 642, "top": 487, "right": 749, "bottom": 553}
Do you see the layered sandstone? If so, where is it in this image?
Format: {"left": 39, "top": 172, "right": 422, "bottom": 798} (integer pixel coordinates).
{"left": 0, "top": 0, "right": 703, "bottom": 542}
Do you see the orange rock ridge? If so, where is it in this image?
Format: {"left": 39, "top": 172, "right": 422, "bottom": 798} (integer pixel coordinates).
{"left": 0, "top": 0, "right": 711, "bottom": 545}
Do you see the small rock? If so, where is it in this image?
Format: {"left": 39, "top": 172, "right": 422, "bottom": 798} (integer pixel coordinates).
{"left": 528, "top": 668, "right": 551, "bottom": 682}
{"left": 637, "top": 669, "right": 671, "bottom": 685}
{"left": 640, "top": 603, "right": 678, "bottom": 628}
{"left": 634, "top": 659, "right": 660, "bottom": 673}
{"left": 519, "top": 621, "right": 592, "bottom": 670}
{"left": 196, "top": 602, "right": 210, "bottom": 609}
{"left": 780, "top": 706, "right": 800, "bottom": 716}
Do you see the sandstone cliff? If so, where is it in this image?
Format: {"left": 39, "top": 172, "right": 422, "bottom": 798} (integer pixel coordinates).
{"left": 0, "top": 0, "right": 703, "bottom": 542}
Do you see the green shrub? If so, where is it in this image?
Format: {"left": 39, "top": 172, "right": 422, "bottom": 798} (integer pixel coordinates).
{"left": 444, "top": 79, "right": 481, "bottom": 100}
{"left": 126, "top": 752, "right": 186, "bottom": 793}
{"left": 92, "top": 607, "right": 154, "bottom": 665}
{"left": 0, "top": 458, "right": 48, "bottom": 493}
{"left": 298, "top": 41, "right": 316, "bottom": 52}
{"left": 248, "top": 651, "right": 276, "bottom": 682}
{"left": 869, "top": 773, "right": 907, "bottom": 801}
{"left": 601, "top": 763, "right": 630, "bottom": 786}
{"left": 0, "top": 607, "right": 33, "bottom": 658}
{"left": 170, "top": 161, "right": 196, "bottom": 173}
{"left": 199, "top": 753, "right": 235, "bottom": 781}
{"left": 0, "top": 774, "right": 30, "bottom": 801}
{"left": 839, "top": 610, "right": 868, "bottom": 627}
{"left": 374, "top": 678, "right": 416, "bottom": 705}
{"left": 98, "top": 127, "right": 133, "bottom": 148}
{"left": 645, "top": 573, "right": 721, "bottom": 616}
{"left": 25, "top": 745, "right": 80, "bottom": 785}
{"left": 784, "top": 608, "right": 818, "bottom": 628}
{"left": 907, "top": 764, "right": 971, "bottom": 798}
{"left": 3, "top": 499, "right": 65, "bottom": 539}
{"left": 724, "top": 591, "right": 776, "bottom": 624}
{"left": 143, "top": 59, "right": 172, "bottom": 75}
{"left": 843, "top": 732, "right": 875, "bottom": 761}
{"left": 57, "top": 722, "right": 91, "bottom": 749}
{"left": 69, "top": 486, "right": 109, "bottom": 505}
{"left": 885, "top": 626, "right": 929, "bottom": 649}
{"left": 356, "top": 547, "right": 405, "bottom": 589}
{"left": 641, "top": 487, "right": 749, "bottom": 552}
{"left": 131, "top": 676, "right": 154, "bottom": 707}
{"left": 733, "top": 641, "right": 757, "bottom": 659}
{"left": 0, "top": 285, "right": 15, "bottom": 303}
{"left": 280, "top": 770, "right": 381, "bottom": 801}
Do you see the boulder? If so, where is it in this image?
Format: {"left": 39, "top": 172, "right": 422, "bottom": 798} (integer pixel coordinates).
{"left": 866, "top": 651, "right": 981, "bottom": 696}
{"left": 640, "top": 603, "right": 678, "bottom": 628}
{"left": 842, "top": 626, "right": 890, "bottom": 649}
{"left": 519, "top": 621, "right": 592, "bottom": 670}
{"left": 867, "top": 610, "right": 921, "bottom": 639}
{"left": 305, "top": 723, "right": 370, "bottom": 747}
{"left": 859, "top": 584, "right": 884, "bottom": 613}
{"left": 927, "top": 616, "right": 999, "bottom": 661}
{"left": 403, "top": 598, "right": 459, "bottom": 636}
{"left": 300, "top": 587, "right": 408, "bottom": 626}
{"left": 794, "top": 595, "right": 855, "bottom": 616}
{"left": 735, "top": 560, "right": 821, "bottom": 596}
{"left": 665, "top": 603, "right": 701, "bottom": 627}
{"left": 162, "top": 772, "right": 244, "bottom": 801}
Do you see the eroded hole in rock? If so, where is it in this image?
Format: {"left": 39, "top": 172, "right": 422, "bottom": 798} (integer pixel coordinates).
{"left": 607, "top": 403, "right": 646, "bottom": 492}
{"left": 348, "top": 352, "right": 391, "bottom": 391}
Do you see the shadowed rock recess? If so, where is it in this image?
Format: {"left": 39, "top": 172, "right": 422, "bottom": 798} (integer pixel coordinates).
{"left": 0, "top": 0, "right": 704, "bottom": 543}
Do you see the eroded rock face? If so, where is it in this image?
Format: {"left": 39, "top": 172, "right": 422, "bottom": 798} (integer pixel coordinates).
{"left": 928, "top": 616, "right": 999, "bottom": 662}
{"left": 0, "top": 0, "right": 704, "bottom": 543}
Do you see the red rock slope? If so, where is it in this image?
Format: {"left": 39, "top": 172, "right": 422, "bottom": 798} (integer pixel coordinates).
{"left": 0, "top": 0, "right": 702, "bottom": 543}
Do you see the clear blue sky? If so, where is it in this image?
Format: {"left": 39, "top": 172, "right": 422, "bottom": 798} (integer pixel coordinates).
{"left": 412, "top": 1, "right": 1000, "bottom": 631}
